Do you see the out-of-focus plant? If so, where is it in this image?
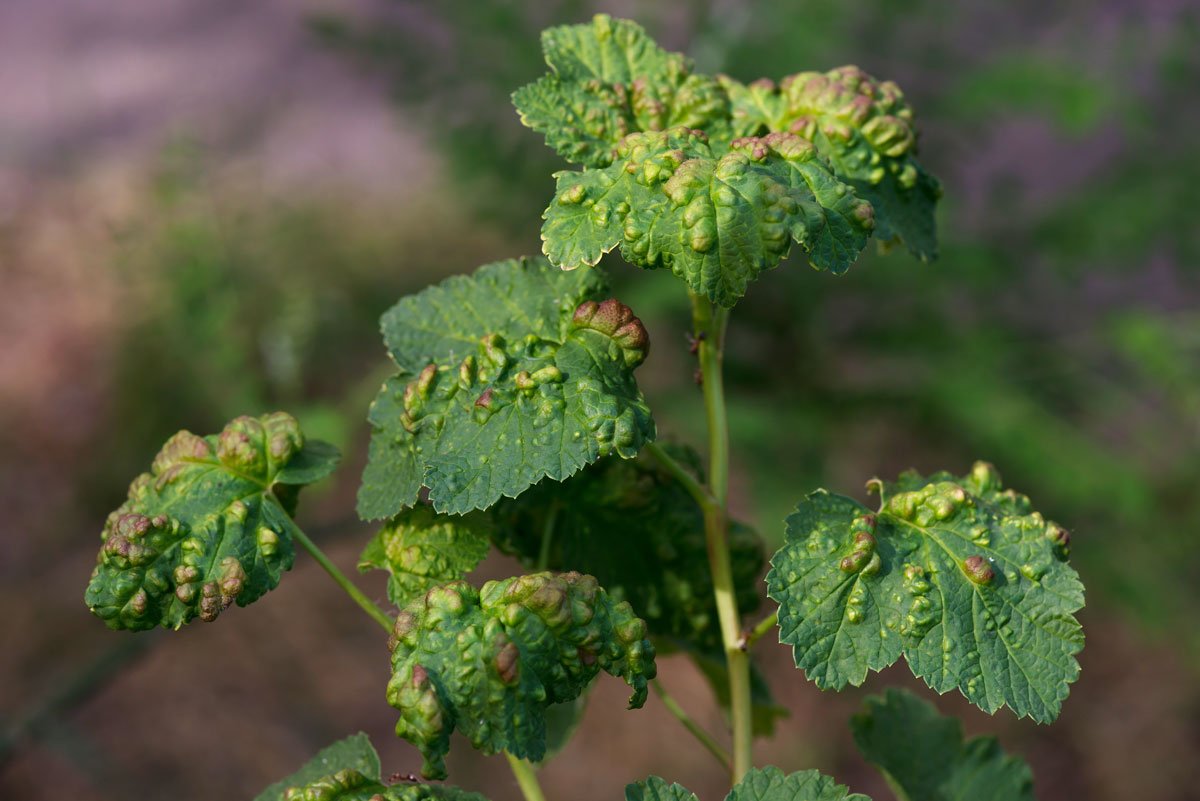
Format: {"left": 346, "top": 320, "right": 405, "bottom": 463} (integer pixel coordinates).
{"left": 83, "top": 16, "right": 1088, "bottom": 801}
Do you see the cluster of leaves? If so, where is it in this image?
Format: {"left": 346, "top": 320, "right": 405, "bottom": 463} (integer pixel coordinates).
{"left": 256, "top": 688, "right": 1035, "bottom": 801}
{"left": 516, "top": 14, "right": 940, "bottom": 307}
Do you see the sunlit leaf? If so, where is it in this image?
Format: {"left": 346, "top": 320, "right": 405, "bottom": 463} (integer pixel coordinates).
{"left": 627, "top": 767, "right": 870, "bottom": 801}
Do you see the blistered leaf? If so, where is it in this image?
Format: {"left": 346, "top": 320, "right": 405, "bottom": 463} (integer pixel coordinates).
{"left": 513, "top": 14, "right": 731, "bottom": 168}
{"left": 851, "top": 689, "right": 1035, "bottom": 801}
{"left": 282, "top": 771, "right": 487, "bottom": 801}
{"left": 359, "top": 506, "right": 493, "bottom": 608}
{"left": 767, "top": 462, "right": 1084, "bottom": 722}
{"left": 627, "top": 767, "right": 870, "bottom": 801}
{"left": 542, "top": 128, "right": 873, "bottom": 307}
{"left": 85, "top": 413, "right": 340, "bottom": 631}
{"left": 357, "top": 257, "right": 655, "bottom": 518}
{"left": 387, "top": 572, "right": 656, "bottom": 779}
{"left": 254, "top": 733, "right": 381, "bottom": 801}
{"left": 721, "top": 68, "right": 940, "bottom": 259}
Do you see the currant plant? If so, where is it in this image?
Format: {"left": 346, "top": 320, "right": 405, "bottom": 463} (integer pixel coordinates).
{"left": 84, "top": 15, "right": 1084, "bottom": 801}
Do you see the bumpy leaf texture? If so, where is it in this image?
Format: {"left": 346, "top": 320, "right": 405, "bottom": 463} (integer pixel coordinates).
{"left": 387, "top": 572, "right": 656, "bottom": 779}
{"left": 627, "top": 767, "right": 870, "bottom": 801}
{"left": 357, "top": 257, "right": 655, "bottom": 518}
{"left": 720, "top": 68, "right": 941, "bottom": 259}
{"left": 767, "top": 462, "right": 1084, "bottom": 722}
{"left": 85, "top": 412, "right": 339, "bottom": 631}
{"left": 258, "top": 732, "right": 487, "bottom": 801}
{"left": 358, "top": 506, "right": 493, "bottom": 608}
{"left": 542, "top": 127, "right": 874, "bottom": 307}
{"left": 851, "top": 689, "right": 1035, "bottom": 801}
{"left": 513, "top": 14, "right": 732, "bottom": 168}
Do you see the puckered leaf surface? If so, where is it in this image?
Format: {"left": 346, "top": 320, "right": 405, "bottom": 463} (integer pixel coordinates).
{"left": 387, "top": 571, "right": 656, "bottom": 779}
{"left": 542, "top": 127, "right": 873, "bottom": 307}
{"left": 851, "top": 689, "right": 1035, "bottom": 801}
{"left": 85, "top": 412, "right": 340, "bottom": 631}
{"left": 721, "top": 67, "right": 941, "bottom": 259}
{"left": 767, "top": 462, "right": 1084, "bottom": 722}
{"left": 514, "top": 14, "right": 731, "bottom": 168}
{"left": 627, "top": 767, "right": 870, "bottom": 801}
{"left": 357, "top": 257, "right": 655, "bottom": 518}
{"left": 254, "top": 732, "right": 380, "bottom": 801}
{"left": 358, "top": 506, "right": 493, "bottom": 608}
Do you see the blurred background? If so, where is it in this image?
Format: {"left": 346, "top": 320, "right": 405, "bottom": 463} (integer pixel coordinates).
{"left": 2, "top": 1, "right": 1198, "bottom": 799}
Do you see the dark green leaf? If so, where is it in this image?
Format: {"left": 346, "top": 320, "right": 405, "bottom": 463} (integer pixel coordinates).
{"left": 767, "top": 462, "right": 1084, "bottom": 722}
{"left": 851, "top": 688, "right": 1035, "bottom": 801}
{"left": 721, "top": 68, "right": 940, "bottom": 259}
{"left": 253, "top": 733, "right": 380, "bottom": 801}
{"left": 357, "top": 257, "right": 655, "bottom": 518}
{"left": 387, "top": 572, "right": 656, "bottom": 779}
{"left": 84, "top": 413, "right": 340, "bottom": 631}
{"left": 542, "top": 128, "right": 873, "bottom": 307}
{"left": 627, "top": 767, "right": 871, "bottom": 801}
{"left": 279, "top": 769, "right": 488, "bottom": 801}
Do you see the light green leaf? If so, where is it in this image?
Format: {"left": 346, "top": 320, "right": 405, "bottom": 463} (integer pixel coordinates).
{"left": 357, "top": 257, "right": 655, "bottom": 518}
{"left": 514, "top": 15, "right": 731, "bottom": 168}
{"left": 542, "top": 128, "right": 874, "bottom": 307}
{"left": 851, "top": 688, "right": 1035, "bottom": 801}
{"left": 358, "top": 506, "right": 493, "bottom": 608}
{"left": 387, "top": 572, "right": 656, "bottom": 779}
{"left": 84, "top": 412, "right": 340, "bottom": 631}
{"left": 767, "top": 462, "right": 1084, "bottom": 722}
{"left": 490, "top": 448, "right": 763, "bottom": 653}
{"left": 627, "top": 767, "right": 870, "bottom": 801}
{"left": 253, "top": 733, "right": 380, "bottom": 801}
{"left": 721, "top": 67, "right": 941, "bottom": 259}
{"left": 278, "top": 768, "right": 487, "bottom": 801}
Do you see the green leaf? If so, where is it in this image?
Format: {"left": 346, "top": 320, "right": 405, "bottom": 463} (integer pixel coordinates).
{"left": 851, "top": 688, "right": 1035, "bottom": 801}
{"left": 357, "top": 257, "right": 655, "bottom": 518}
{"left": 253, "top": 732, "right": 380, "bottom": 801}
{"left": 387, "top": 572, "right": 656, "bottom": 779}
{"left": 542, "top": 127, "right": 874, "bottom": 307}
{"left": 721, "top": 67, "right": 941, "bottom": 259}
{"left": 513, "top": 15, "right": 731, "bottom": 168}
{"left": 627, "top": 767, "right": 870, "bottom": 801}
{"left": 490, "top": 448, "right": 763, "bottom": 653}
{"left": 766, "top": 462, "right": 1084, "bottom": 722}
{"left": 84, "top": 412, "right": 340, "bottom": 631}
{"left": 279, "top": 770, "right": 488, "bottom": 801}
{"left": 358, "top": 506, "right": 493, "bottom": 608}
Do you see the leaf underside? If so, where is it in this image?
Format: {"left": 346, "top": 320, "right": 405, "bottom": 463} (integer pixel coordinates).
{"left": 357, "top": 256, "right": 655, "bottom": 518}
{"left": 542, "top": 127, "right": 874, "bottom": 307}
{"left": 767, "top": 462, "right": 1084, "bottom": 723}
{"left": 84, "top": 412, "right": 340, "bottom": 631}
{"left": 386, "top": 571, "right": 656, "bottom": 779}
{"left": 627, "top": 767, "right": 871, "bottom": 801}
{"left": 851, "top": 688, "right": 1035, "bottom": 801}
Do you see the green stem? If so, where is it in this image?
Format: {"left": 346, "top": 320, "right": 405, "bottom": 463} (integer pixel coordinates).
{"left": 691, "top": 293, "right": 753, "bottom": 783}
{"left": 286, "top": 516, "right": 394, "bottom": 634}
{"left": 644, "top": 441, "right": 716, "bottom": 510}
{"left": 738, "top": 610, "right": 779, "bottom": 651}
{"left": 537, "top": 503, "right": 560, "bottom": 572}
{"left": 651, "top": 679, "right": 732, "bottom": 771}
{"left": 505, "top": 753, "right": 548, "bottom": 801}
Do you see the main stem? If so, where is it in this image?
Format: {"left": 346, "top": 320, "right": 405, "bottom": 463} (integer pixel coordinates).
{"left": 692, "top": 293, "right": 753, "bottom": 783}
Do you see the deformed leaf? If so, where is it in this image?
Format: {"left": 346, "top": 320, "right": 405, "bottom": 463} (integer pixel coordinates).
{"left": 359, "top": 506, "right": 493, "bottom": 608}
{"left": 627, "top": 767, "right": 870, "bottom": 801}
{"left": 281, "top": 770, "right": 488, "bottom": 801}
{"left": 357, "top": 257, "right": 655, "bottom": 518}
{"left": 542, "top": 127, "right": 874, "bottom": 307}
{"left": 387, "top": 571, "right": 656, "bottom": 779}
{"left": 721, "top": 68, "right": 941, "bottom": 259}
{"left": 767, "top": 462, "right": 1084, "bottom": 722}
{"left": 85, "top": 412, "right": 340, "bottom": 631}
{"left": 490, "top": 448, "right": 763, "bottom": 654}
{"left": 513, "top": 14, "right": 731, "bottom": 168}
{"left": 851, "top": 688, "right": 1035, "bottom": 801}
{"left": 254, "top": 732, "right": 380, "bottom": 801}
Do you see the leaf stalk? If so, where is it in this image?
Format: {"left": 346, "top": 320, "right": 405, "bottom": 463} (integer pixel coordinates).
{"left": 651, "top": 679, "right": 732, "bottom": 771}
